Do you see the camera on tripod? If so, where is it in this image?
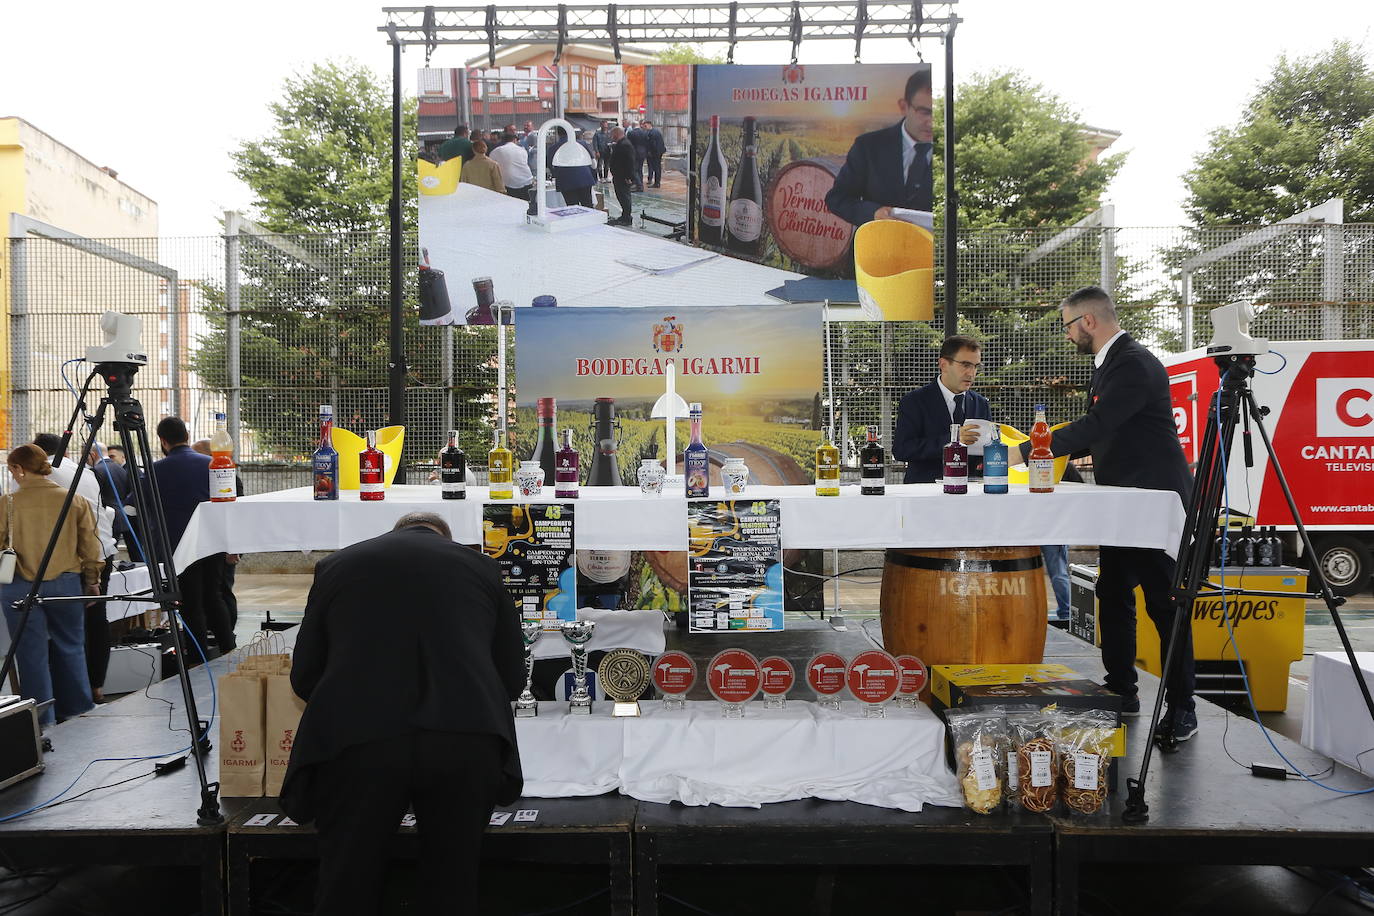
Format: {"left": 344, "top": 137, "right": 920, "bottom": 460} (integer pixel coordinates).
{"left": 1206, "top": 301, "right": 1269, "bottom": 358}
{"left": 86, "top": 312, "right": 147, "bottom": 366}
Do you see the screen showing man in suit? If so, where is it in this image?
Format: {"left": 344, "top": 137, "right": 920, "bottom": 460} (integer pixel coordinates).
{"left": 824, "top": 67, "right": 934, "bottom": 227}
{"left": 893, "top": 335, "right": 992, "bottom": 484}
{"left": 1011, "top": 286, "right": 1198, "bottom": 742}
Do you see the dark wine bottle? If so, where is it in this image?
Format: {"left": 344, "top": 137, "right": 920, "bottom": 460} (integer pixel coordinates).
{"left": 725, "top": 116, "right": 764, "bottom": 257}
{"left": 699, "top": 115, "right": 728, "bottom": 247}
{"left": 529, "top": 397, "right": 558, "bottom": 486}
{"left": 586, "top": 397, "right": 622, "bottom": 487}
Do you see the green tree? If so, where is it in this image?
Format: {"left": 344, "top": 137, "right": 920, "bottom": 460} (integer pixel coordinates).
{"left": 1183, "top": 41, "right": 1374, "bottom": 225}
{"left": 656, "top": 44, "right": 727, "bottom": 65}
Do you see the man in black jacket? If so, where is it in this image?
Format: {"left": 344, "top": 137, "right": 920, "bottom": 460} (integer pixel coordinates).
{"left": 608, "top": 127, "right": 637, "bottom": 227}
{"left": 1011, "top": 286, "right": 1197, "bottom": 740}
{"left": 824, "top": 68, "right": 933, "bottom": 226}
{"left": 893, "top": 335, "right": 991, "bottom": 483}
{"left": 281, "top": 513, "right": 525, "bottom": 915}
{"left": 643, "top": 120, "right": 666, "bottom": 188}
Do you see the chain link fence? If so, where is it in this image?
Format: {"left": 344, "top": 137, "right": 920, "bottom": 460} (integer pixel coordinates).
{"left": 7, "top": 223, "right": 1373, "bottom": 493}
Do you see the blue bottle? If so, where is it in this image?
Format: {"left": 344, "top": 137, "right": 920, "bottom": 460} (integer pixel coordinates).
{"left": 312, "top": 404, "right": 340, "bottom": 500}
{"left": 684, "top": 403, "right": 710, "bottom": 498}
{"left": 983, "top": 426, "right": 1009, "bottom": 495}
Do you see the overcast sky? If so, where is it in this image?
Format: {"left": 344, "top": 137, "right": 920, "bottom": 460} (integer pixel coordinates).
{"left": 3, "top": 0, "right": 1370, "bottom": 239}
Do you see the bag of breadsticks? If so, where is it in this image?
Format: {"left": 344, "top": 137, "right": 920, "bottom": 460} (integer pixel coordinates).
{"left": 1008, "top": 710, "right": 1060, "bottom": 814}
{"left": 945, "top": 708, "right": 1006, "bottom": 815}
{"left": 1055, "top": 708, "right": 1117, "bottom": 817}
{"left": 998, "top": 704, "right": 1038, "bottom": 806}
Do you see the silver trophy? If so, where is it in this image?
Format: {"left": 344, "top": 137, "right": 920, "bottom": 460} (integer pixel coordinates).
{"left": 515, "top": 619, "right": 543, "bottom": 718}
{"left": 560, "top": 619, "right": 597, "bottom": 715}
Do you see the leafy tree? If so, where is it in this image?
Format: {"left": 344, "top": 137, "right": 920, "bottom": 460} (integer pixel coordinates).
{"left": 656, "top": 44, "right": 727, "bottom": 65}
{"left": 1183, "top": 41, "right": 1374, "bottom": 225}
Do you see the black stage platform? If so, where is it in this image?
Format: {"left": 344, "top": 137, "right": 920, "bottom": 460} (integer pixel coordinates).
{"left": 1, "top": 623, "right": 1371, "bottom": 915}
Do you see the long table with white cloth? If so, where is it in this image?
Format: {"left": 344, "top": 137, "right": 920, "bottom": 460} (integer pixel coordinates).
{"left": 173, "top": 481, "right": 1185, "bottom": 569}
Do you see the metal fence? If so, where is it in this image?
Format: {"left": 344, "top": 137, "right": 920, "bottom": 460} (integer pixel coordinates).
{"left": 7, "top": 223, "right": 1374, "bottom": 493}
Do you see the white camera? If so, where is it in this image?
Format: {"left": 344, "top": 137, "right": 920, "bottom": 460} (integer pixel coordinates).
{"left": 1206, "top": 301, "right": 1269, "bottom": 357}
{"left": 85, "top": 312, "right": 148, "bottom": 366}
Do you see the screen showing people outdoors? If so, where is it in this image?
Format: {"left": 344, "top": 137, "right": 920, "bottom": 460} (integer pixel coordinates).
{"left": 414, "top": 62, "right": 933, "bottom": 325}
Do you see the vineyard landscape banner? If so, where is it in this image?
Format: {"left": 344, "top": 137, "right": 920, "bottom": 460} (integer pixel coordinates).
{"left": 691, "top": 64, "right": 936, "bottom": 314}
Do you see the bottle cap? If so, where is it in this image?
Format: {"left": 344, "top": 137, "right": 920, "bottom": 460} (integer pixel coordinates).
{"left": 537, "top": 397, "right": 555, "bottom": 419}
{"left": 689, "top": 402, "right": 702, "bottom": 412}
{"left": 319, "top": 404, "right": 333, "bottom": 414}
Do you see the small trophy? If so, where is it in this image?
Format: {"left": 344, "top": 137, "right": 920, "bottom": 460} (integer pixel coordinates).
{"left": 759, "top": 657, "right": 795, "bottom": 709}
{"left": 807, "top": 652, "right": 847, "bottom": 712}
{"left": 561, "top": 619, "right": 597, "bottom": 715}
{"left": 847, "top": 649, "right": 900, "bottom": 719}
{"left": 652, "top": 651, "right": 696, "bottom": 711}
{"left": 598, "top": 648, "right": 652, "bottom": 717}
{"left": 514, "top": 619, "right": 543, "bottom": 718}
{"left": 706, "top": 649, "right": 762, "bottom": 718}
{"left": 895, "top": 655, "right": 928, "bottom": 709}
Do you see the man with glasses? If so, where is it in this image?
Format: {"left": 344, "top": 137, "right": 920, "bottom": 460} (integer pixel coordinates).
{"left": 894, "top": 334, "right": 990, "bottom": 483}
{"left": 1010, "top": 285, "right": 1197, "bottom": 741}
{"left": 825, "top": 68, "right": 934, "bottom": 226}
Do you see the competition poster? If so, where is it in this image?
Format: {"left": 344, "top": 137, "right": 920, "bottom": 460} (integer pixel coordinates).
{"left": 687, "top": 499, "right": 784, "bottom": 633}
{"left": 481, "top": 503, "right": 577, "bottom": 629}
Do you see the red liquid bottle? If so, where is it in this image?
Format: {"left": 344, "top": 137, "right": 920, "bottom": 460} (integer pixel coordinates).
{"left": 555, "top": 428, "right": 580, "bottom": 499}
{"left": 942, "top": 423, "right": 968, "bottom": 495}
{"left": 1028, "top": 404, "right": 1055, "bottom": 494}
{"left": 359, "top": 430, "right": 385, "bottom": 501}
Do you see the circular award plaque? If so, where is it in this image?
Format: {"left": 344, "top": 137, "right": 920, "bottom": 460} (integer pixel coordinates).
{"left": 652, "top": 651, "right": 697, "bottom": 696}
{"left": 847, "top": 649, "right": 901, "bottom": 705}
{"left": 598, "top": 649, "right": 652, "bottom": 704}
{"left": 806, "top": 652, "right": 848, "bottom": 697}
{"left": 896, "top": 655, "right": 929, "bottom": 697}
{"left": 758, "top": 657, "right": 796, "bottom": 696}
{"left": 706, "top": 649, "right": 763, "bottom": 705}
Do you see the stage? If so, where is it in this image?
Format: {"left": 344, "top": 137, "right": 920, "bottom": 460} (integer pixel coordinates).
{"left": 2, "top": 625, "right": 1372, "bottom": 915}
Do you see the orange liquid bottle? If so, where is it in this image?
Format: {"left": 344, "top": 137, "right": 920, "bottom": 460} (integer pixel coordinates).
{"left": 208, "top": 411, "right": 237, "bottom": 502}
{"left": 1028, "top": 404, "right": 1054, "bottom": 494}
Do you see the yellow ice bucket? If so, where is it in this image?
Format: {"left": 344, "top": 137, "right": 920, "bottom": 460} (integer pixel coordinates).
{"left": 854, "top": 220, "right": 935, "bottom": 321}
{"left": 418, "top": 157, "right": 461, "bottom": 196}
{"left": 331, "top": 426, "right": 406, "bottom": 489}
{"left": 1000, "top": 422, "right": 1071, "bottom": 485}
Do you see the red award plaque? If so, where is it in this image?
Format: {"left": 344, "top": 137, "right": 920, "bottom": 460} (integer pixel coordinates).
{"left": 806, "top": 652, "right": 847, "bottom": 709}
{"left": 758, "top": 656, "right": 795, "bottom": 707}
{"left": 895, "top": 655, "right": 928, "bottom": 706}
{"left": 707, "top": 649, "right": 762, "bottom": 716}
{"left": 847, "top": 650, "right": 900, "bottom": 715}
{"left": 653, "top": 651, "right": 696, "bottom": 710}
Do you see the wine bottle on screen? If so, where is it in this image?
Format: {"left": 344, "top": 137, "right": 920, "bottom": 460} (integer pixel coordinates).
{"left": 725, "top": 116, "right": 764, "bottom": 257}
{"left": 586, "top": 398, "right": 621, "bottom": 487}
{"left": 699, "top": 115, "right": 728, "bottom": 247}
{"left": 530, "top": 397, "right": 558, "bottom": 486}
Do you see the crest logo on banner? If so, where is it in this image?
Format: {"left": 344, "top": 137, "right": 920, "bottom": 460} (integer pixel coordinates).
{"left": 652, "top": 316, "right": 685, "bottom": 353}
{"left": 782, "top": 64, "right": 806, "bottom": 85}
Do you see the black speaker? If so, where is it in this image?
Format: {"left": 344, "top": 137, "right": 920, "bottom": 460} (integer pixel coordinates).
{"left": 0, "top": 697, "right": 43, "bottom": 792}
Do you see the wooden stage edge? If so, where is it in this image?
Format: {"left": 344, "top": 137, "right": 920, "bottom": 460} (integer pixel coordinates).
{"left": 0, "top": 626, "right": 1371, "bottom": 916}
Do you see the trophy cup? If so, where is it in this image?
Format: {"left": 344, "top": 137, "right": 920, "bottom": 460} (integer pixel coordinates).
{"left": 561, "top": 619, "right": 597, "bottom": 715}
{"left": 598, "top": 648, "right": 652, "bottom": 717}
{"left": 514, "top": 619, "right": 543, "bottom": 717}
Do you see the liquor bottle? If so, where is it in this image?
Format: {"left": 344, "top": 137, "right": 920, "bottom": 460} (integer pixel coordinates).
{"left": 1257, "top": 526, "right": 1277, "bottom": 567}
{"left": 815, "top": 430, "right": 840, "bottom": 497}
{"left": 530, "top": 397, "right": 558, "bottom": 485}
{"left": 699, "top": 115, "right": 728, "bottom": 246}
{"left": 586, "top": 398, "right": 621, "bottom": 487}
{"left": 684, "top": 402, "right": 710, "bottom": 498}
{"left": 208, "top": 412, "right": 237, "bottom": 502}
{"left": 468, "top": 276, "right": 496, "bottom": 325}
{"left": 312, "top": 404, "right": 339, "bottom": 501}
{"left": 725, "top": 116, "right": 764, "bottom": 257}
{"left": 1238, "top": 526, "right": 1256, "bottom": 566}
{"left": 440, "top": 429, "right": 466, "bottom": 500}
{"left": 555, "top": 429, "right": 580, "bottom": 499}
{"left": 860, "top": 425, "right": 885, "bottom": 496}
{"left": 943, "top": 424, "right": 968, "bottom": 495}
{"left": 359, "top": 430, "right": 385, "bottom": 501}
{"left": 417, "top": 247, "right": 452, "bottom": 322}
{"left": 983, "top": 426, "right": 1009, "bottom": 495}
{"left": 488, "top": 428, "right": 513, "bottom": 500}
{"left": 1028, "top": 405, "right": 1055, "bottom": 494}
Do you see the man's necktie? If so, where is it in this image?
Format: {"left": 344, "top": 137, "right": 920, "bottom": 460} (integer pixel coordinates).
{"left": 952, "top": 393, "right": 966, "bottom": 425}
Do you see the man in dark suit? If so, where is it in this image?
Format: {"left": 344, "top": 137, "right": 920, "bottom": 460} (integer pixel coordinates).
{"left": 151, "top": 417, "right": 234, "bottom": 656}
{"left": 825, "top": 68, "right": 934, "bottom": 226}
{"left": 627, "top": 121, "right": 649, "bottom": 191}
{"left": 893, "top": 335, "right": 991, "bottom": 483}
{"left": 643, "top": 120, "right": 666, "bottom": 188}
{"left": 593, "top": 121, "right": 614, "bottom": 181}
{"left": 281, "top": 512, "right": 525, "bottom": 916}
{"left": 608, "top": 127, "right": 637, "bottom": 227}
{"left": 1010, "top": 286, "right": 1197, "bottom": 740}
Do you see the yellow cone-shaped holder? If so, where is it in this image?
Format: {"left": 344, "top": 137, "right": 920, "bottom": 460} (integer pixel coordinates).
{"left": 854, "top": 220, "right": 935, "bottom": 321}
{"left": 1000, "top": 422, "right": 1071, "bottom": 485}
{"left": 418, "top": 157, "right": 461, "bottom": 196}
{"left": 331, "top": 426, "right": 406, "bottom": 489}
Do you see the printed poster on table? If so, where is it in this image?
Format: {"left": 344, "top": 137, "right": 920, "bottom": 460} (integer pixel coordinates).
{"left": 481, "top": 503, "right": 577, "bottom": 629}
{"left": 687, "top": 499, "right": 784, "bottom": 633}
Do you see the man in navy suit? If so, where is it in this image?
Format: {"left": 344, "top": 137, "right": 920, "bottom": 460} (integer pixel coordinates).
{"left": 893, "top": 335, "right": 991, "bottom": 483}
{"left": 825, "top": 68, "right": 934, "bottom": 226}
{"left": 1010, "top": 286, "right": 1197, "bottom": 741}
{"left": 152, "top": 416, "right": 235, "bottom": 656}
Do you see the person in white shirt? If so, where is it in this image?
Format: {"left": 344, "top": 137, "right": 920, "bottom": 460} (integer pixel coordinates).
{"left": 488, "top": 132, "right": 534, "bottom": 201}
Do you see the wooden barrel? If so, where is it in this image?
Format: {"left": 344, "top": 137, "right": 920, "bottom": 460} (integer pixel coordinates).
{"left": 879, "top": 547, "right": 1048, "bottom": 667}
{"left": 763, "top": 157, "right": 854, "bottom": 271}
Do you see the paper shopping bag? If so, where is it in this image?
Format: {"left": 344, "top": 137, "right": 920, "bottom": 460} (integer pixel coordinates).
{"left": 263, "top": 673, "right": 306, "bottom": 796}
{"left": 217, "top": 670, "right": 265, "bottom": 797}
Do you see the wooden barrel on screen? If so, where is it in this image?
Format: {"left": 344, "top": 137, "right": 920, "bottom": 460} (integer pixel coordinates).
{"left": 763, "top": 157, "right": 854, "bottom": 272}
{"left": 879, "top": 547, "right": 1048, "bottom": 667}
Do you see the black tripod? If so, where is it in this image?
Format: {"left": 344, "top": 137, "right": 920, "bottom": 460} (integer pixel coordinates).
{"left": 1122, "top": 353, "right": 1374, "bottom": 823}
{"left": 0, "top": 361, "right": 221, "bottom": 826}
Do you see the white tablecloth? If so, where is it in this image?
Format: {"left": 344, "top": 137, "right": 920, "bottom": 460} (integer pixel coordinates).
{"left": 1301, "top": 651, "right": 1374, "bottom": 776}
{"left": 174, "top": 482, "right": 1185, "bottom": 569}
{"left": 106, "top": 564, "right": 156, "bottom": 622}
{"left": 514, "top": 699, "right": 961, "bottom": 811}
